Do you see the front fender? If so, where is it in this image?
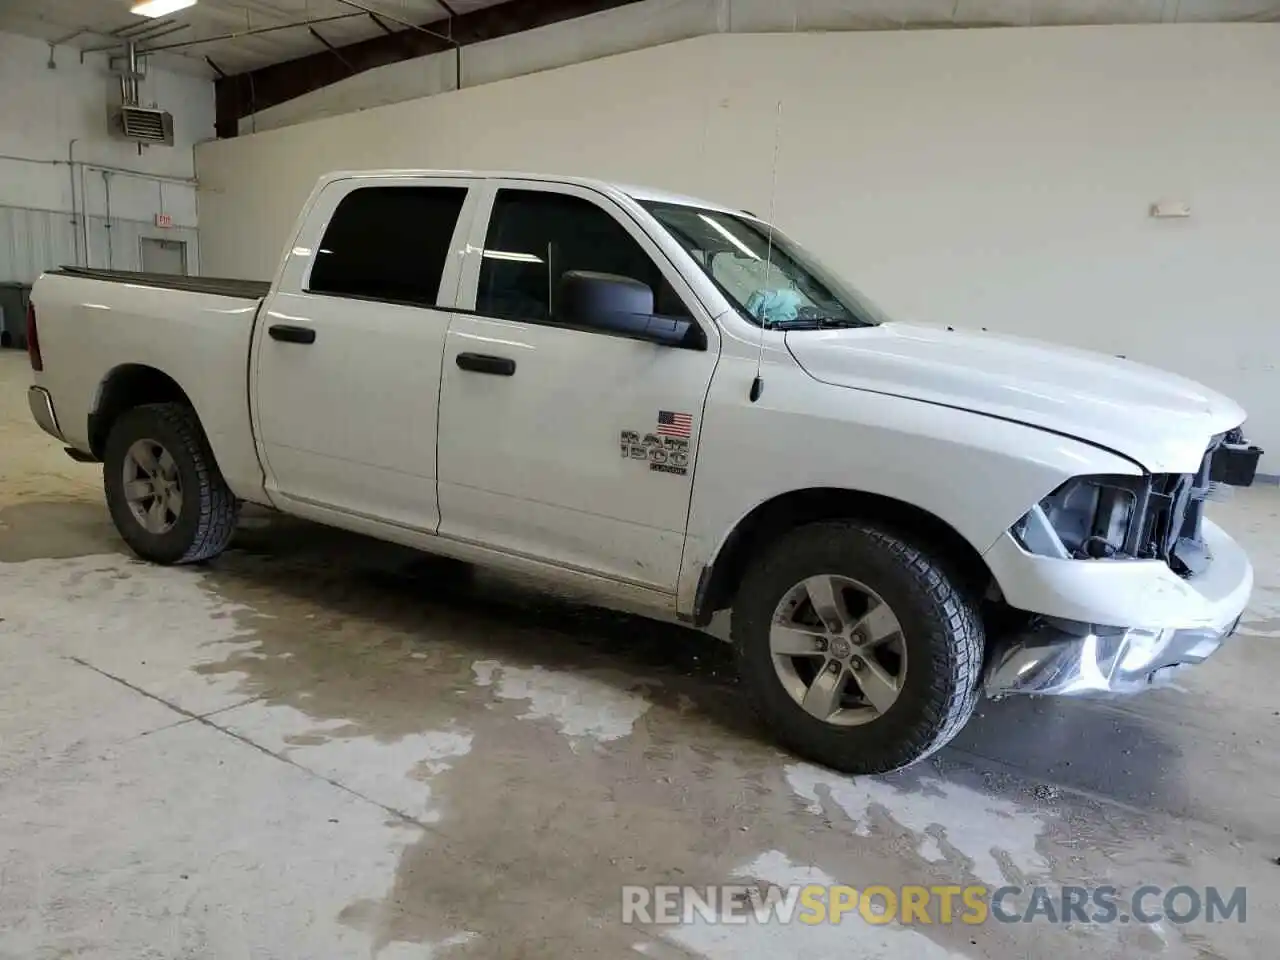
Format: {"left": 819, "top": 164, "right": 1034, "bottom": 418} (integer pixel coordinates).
{"left": 679, "top": 361, "right": 1141, "bottom": 616}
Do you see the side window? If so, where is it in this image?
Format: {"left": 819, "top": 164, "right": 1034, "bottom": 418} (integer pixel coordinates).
{"left": 309, "top": 186, "right": 466, "bottom": 306}
{"left": 476, "top": 189, "right": 690, "bottom": 325}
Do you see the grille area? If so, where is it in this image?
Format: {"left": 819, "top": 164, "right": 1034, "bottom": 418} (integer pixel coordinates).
{"left": 1136, "top": 436, "right": 1222, "bottom": 577}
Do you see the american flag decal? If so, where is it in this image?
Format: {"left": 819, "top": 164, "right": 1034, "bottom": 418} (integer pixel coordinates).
{"left": 657, "top": 410, "right": 693, "bottom": 439}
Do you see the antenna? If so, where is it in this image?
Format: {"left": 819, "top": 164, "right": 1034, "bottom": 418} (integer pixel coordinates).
{"left": 750, "top": 99, "right": 784, "bottom": 404}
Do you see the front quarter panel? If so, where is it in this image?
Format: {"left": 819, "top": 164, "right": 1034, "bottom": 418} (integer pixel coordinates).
{"left": 679, "top": 341, "right": 1142, "bottom": 614}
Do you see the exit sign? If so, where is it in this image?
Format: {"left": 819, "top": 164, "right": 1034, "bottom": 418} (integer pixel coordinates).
{"left": 154, "top": 213, "right": 173, "bottom": 228}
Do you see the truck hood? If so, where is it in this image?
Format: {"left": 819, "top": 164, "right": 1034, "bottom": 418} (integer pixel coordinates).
{"left": 786, "top": 322, "right": 1245, "bottom": 473}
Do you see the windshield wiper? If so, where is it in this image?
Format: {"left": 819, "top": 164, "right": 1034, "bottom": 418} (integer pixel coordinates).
{"left": 765, "top": 316, "right": 865, "bottom": 330}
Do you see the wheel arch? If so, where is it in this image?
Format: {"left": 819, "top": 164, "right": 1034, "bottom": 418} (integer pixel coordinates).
{"left": 691, "top": 487, "right": 996, "bottom": 627}
{"left": 89, "top": 364, "right": 199, "bottom": 461}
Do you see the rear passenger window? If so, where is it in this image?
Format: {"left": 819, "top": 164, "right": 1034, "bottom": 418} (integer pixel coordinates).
{"left": 476, "top": 189, "right": 690, "bottom": 325}
{"left": 309, "top": 186, "right": 466, "bottom": 306}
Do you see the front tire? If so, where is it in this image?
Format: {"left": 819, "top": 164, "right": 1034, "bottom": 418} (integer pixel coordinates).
{"left": 732, "top": 521, "right": 983, "bottom": 775}
{"left": 103, "top": 403, "right": 240, "bottom": 565}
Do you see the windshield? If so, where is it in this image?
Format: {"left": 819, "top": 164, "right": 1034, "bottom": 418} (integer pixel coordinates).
{"left": 641, "top": 202, "right": 888, "bottom": 329}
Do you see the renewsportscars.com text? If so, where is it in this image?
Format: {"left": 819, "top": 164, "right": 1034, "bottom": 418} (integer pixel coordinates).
{"left": 622, "top": 884, "right": 1247, "bottom": 927}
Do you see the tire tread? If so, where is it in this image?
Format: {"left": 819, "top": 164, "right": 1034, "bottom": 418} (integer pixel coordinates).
{"left": 105, "top": 402, "right": 240, "bottom": 565}
{"left": 732, "top": 520, "right": 983, "bottom": 774}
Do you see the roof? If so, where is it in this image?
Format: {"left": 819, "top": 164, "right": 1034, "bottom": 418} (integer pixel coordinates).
{"left": 320, "top": 169, "right": 746, "bottom": 214}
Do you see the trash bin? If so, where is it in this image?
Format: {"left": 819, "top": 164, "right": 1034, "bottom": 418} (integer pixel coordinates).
{"left": 0, "top": 283, "right": 31, "bottom": 350}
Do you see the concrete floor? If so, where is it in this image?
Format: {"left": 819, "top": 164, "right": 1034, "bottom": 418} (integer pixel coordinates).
{"left": 1, "top": 348, "right": 1277, "bottom": 960}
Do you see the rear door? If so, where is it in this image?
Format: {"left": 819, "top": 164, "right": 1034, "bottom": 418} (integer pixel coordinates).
{"left": 435, "top": 180, "right": 721, "bottom": 593}
{"left": 251, "top": 176, "right": 478, "bottom": 530}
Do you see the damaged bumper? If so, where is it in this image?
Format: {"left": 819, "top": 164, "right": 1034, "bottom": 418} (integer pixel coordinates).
{"left": 983, "top": 517, "right": 1253, "bottom": 697}
{"left": 984, "top": 617, "right": 1240, "bottom": 697}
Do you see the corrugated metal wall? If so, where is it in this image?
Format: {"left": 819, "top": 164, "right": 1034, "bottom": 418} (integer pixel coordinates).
{"left": 0, "top": 204, "right": 199, "bottom": 284}
{"left": 0, "top": 205, "right": 76, "bottom": 284}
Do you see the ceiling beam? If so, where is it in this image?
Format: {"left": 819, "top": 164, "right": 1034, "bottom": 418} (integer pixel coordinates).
{"left": 367, "top": 12, "right": 396, "bottom": 34}
{"left": 134, "top": 12, "right": 369, "bottom": 54}
{"left": 309, "top": 26, "right": 357, "bottom": 74}
{"left": 332, "top": 0, "right": 457, "bottom": 44}
{"left": 214, "top": 0, "right": 646, "bottom": 138}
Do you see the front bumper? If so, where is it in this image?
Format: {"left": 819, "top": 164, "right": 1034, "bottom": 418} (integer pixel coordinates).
{"left": 28, "top": 385, "right": 64, "bottom": 441}
{"left": 983, "top": 517, "right": 1252, "bottom": 697}
{"left": 985, "top": 617, "right": 1238, "bottom": 697}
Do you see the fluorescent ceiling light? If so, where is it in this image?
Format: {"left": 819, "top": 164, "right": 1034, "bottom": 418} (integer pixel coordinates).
{"left": 132, "top": 0, "right": 197, "bottom": 18}
{"left": 699, "top": 214, "right": 760, "bottom": 260}
{"left": 483, "top": 250, "right": 544, "bottom": 263}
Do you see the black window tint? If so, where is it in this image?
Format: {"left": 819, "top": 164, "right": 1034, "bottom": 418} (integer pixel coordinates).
{"left": 477, "top": 190, "right": 690, "bottom": 324}
{"left": 309, "top": 186, "right": 466, "bottom": 306}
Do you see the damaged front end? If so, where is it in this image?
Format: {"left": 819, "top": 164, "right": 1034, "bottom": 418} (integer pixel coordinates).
{"left": 984, "top": 616, "right": 1241, "bottom": 697}
{"left": 985, "top": 430, "right": 1262, "bottom": 697}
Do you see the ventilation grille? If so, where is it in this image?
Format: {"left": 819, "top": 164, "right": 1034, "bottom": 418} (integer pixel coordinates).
{"left": 116, "top": 106, "right": 174, "bottom": 146}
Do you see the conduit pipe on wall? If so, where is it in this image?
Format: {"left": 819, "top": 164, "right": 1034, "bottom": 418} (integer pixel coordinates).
{"left": 0, "top": 150, "right": 197, "bottom": 268}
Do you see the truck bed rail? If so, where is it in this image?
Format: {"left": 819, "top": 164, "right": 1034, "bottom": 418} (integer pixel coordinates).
{"left": 52, "top": 267, "right": 270, "bottom": 301}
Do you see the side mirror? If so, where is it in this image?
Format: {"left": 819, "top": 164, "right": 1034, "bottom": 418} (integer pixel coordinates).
{"left": 556, "top": 270, "right": 704, "bottom": 349}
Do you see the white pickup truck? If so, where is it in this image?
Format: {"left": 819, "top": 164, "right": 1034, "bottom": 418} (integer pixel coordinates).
{"left": 26, "top": 169, "right": 1259, "bottom": 774}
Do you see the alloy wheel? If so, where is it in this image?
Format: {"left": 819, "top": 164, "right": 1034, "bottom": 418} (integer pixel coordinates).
{"left": 122, "top": 438, "right": 184, "bottom": 535}
{"left": 769, "top": 574, "right": 908, "bottom": 726}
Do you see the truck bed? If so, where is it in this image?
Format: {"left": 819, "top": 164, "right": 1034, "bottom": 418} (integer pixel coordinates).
{"left": 30, "top": 267, "right": 268, "bottom": 500}
{"left": 52, "top": 267, "right": 271, "bottom": 301}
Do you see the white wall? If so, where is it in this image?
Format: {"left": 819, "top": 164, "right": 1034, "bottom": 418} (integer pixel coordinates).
{"left": 197, "top": 24, "right": 1280, "bottom": 469}
{"left": 0, "top": 30, "right": 213, "bottom": 281}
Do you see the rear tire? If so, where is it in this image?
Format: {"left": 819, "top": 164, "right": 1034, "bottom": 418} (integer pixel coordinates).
{"left": 103, "top": 403, "right": 240, "bottom": 565}
{"left": 732, "top": 520, "right": 983, "bottom": 775}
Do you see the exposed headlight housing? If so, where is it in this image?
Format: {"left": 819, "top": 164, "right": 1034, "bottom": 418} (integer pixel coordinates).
{"left": 1012, "top": 474, "right": 1146, "bottom": 560}
{"left": 1014, "top": 432, "right": 1253, "bottom": 575}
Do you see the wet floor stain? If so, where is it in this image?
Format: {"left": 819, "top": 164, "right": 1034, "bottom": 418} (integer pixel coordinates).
{"left": 0, "top": 499, "right": 124, "bottom": 562}
{"left": 471, "top": 659, "right": 656, "bottom": 742}
{"left": 950, "top": 696, "right": 1191, "bottom": 820}
{"left": 191, "top": 512, "right": 746, "bottom": 748}
{"left": 167, "top": 515, "right": 1054, "bottom": 957}
{"left": 785, "top": 764, "right": 1049, "bottom": 886}
{"left": 176, "top": 516, "right": 1239, "bottom": 958}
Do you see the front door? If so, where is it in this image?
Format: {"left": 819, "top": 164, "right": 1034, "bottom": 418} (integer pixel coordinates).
{"left": 436, "top": 181, "right": 720, "bottom": 592}
{"left": 252, "top": 177, "right": 477, "bottom": 530}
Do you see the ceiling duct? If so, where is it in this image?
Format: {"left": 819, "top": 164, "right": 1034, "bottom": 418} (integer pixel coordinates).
{"left": 111, "top": 43, "right": 175, "bottom": 146}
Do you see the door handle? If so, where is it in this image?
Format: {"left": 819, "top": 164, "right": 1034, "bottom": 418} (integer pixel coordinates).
{"left": 269, "top": 324, "right": 316, "bottom": 345}
{"left": 456, "top": 352, "right": 516, "bottom": 376}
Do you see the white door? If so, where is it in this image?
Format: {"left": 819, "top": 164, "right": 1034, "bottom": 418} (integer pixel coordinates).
{"left": 436, "top": 181, "right": 720, "bottom": 592}
{"left": 251, "top": 177, "right": 478, "bottom": 530}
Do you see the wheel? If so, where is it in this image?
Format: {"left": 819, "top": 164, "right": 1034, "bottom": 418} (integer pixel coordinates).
{"left": 103, "top": 403, "right": 240, "bottom": 565}
{"left": 732, "top": 521, "right": 983, "bottom": 775}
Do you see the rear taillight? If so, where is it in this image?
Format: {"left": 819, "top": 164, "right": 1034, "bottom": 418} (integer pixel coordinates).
{"left": 27, "top": 301, "right": 42, "bottom": 372}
